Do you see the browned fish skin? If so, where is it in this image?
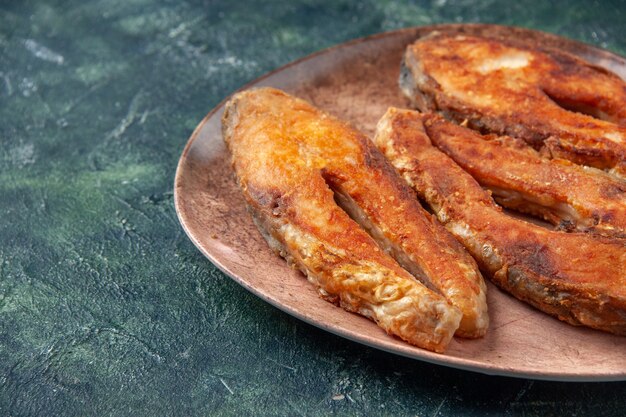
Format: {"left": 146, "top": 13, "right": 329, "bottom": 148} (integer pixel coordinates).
{"left": 222, "top": 88, "right": 489, "bottom": 351}
{"left": 421, "top": 114, "right": 626, "bottom": 238}
{"left": 400, "top": 33, "right": 626, "bottom": 178}
{"left": 375, "top": 108, "right": 626, "bottom": 335}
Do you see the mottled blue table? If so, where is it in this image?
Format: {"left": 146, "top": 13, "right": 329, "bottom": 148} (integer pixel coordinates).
{"left": 2, "top": 1, "right": 625, "bottom": 415}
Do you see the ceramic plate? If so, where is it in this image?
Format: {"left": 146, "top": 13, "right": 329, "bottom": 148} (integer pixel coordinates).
{"left": 174, "top": 24, "right": 626, "bottom": 381}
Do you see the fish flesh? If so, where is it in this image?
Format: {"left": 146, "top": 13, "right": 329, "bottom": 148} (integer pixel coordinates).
{"left": 375, "top": 107, "right": 626, "bottom": 335}
{"left": 400, "top": 33, "right": 626, "bottom": 179}
{"left": 422, "top": 114, "right": 626, "bottom": 238}
{"left": 222, "top": 88, "right": 489, "bottom": 351}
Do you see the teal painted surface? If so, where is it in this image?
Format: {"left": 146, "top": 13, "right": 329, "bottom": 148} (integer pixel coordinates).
{"left": 1, "top": 0, "right": 625, "bottom": 415}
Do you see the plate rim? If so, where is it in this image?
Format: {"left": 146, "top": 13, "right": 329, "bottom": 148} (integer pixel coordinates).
{"left": 174, "top": 23, "right": 626, "bottom": 382}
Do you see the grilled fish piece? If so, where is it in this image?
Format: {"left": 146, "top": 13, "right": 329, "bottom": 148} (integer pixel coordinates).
{"left": 421, "top": 114, "right": 626, "bottom": 238}
{"left": 375, "top": 108, "right": 626, "bottom": 335}
{"left": 222, "top": 88, "right": 489, "bottom": 351}
{"left": 400, "top": 33, "right": 626, "bottom": 179}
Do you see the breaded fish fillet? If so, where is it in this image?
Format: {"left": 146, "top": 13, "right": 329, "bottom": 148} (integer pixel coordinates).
{"left": 222, "top": 88, "right": 489, "bottom": 351}
{"left": 422, "top": 114, "right": 626, "bottom": 238}
{"left": 375, "top": 108, "right": 626, "bottom": 335}
{"left": 400, "top": 33, "right": 626, "bottom": 179}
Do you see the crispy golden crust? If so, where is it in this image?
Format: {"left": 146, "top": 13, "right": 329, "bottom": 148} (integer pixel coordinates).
{"left": 375, "top": 108, "right": 626, "bottom": 335}
{"left": 222, "top": 88, "right": 491, "bottom": 351}
{"left": 421, "top": 114, "right": 626, "bottom": 238}
{"left": 400, "top": 33, "right": 626, "bottom": 178}
{"left": 223, "top": 88, "right": 488, "bottom": 352}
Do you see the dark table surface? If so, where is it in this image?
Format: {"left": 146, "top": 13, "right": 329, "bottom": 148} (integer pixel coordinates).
{"left": 2, "top": 0, "right": 626, "bottom": 415}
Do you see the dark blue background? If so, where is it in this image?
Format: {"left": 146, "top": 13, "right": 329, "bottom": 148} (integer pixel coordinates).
{"left": 1, "top": 1, "right": 625, "bottom": 415}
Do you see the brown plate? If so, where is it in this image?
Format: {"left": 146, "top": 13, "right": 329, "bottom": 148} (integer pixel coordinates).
{"left": 174, "top": 24, "right": 626, "bottom": 381}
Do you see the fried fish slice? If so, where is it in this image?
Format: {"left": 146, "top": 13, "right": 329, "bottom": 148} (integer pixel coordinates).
{"left": 375, "top": 108, "right": 626, "bottom": 335}
{"left": 222, "top": 88, "right": 489, "bottom": 351}
{"left": 400, "top": 33, "right": 626, "bottom": 179}
{"left": 421, "top": 114, "right": 626, "bottom": 238}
